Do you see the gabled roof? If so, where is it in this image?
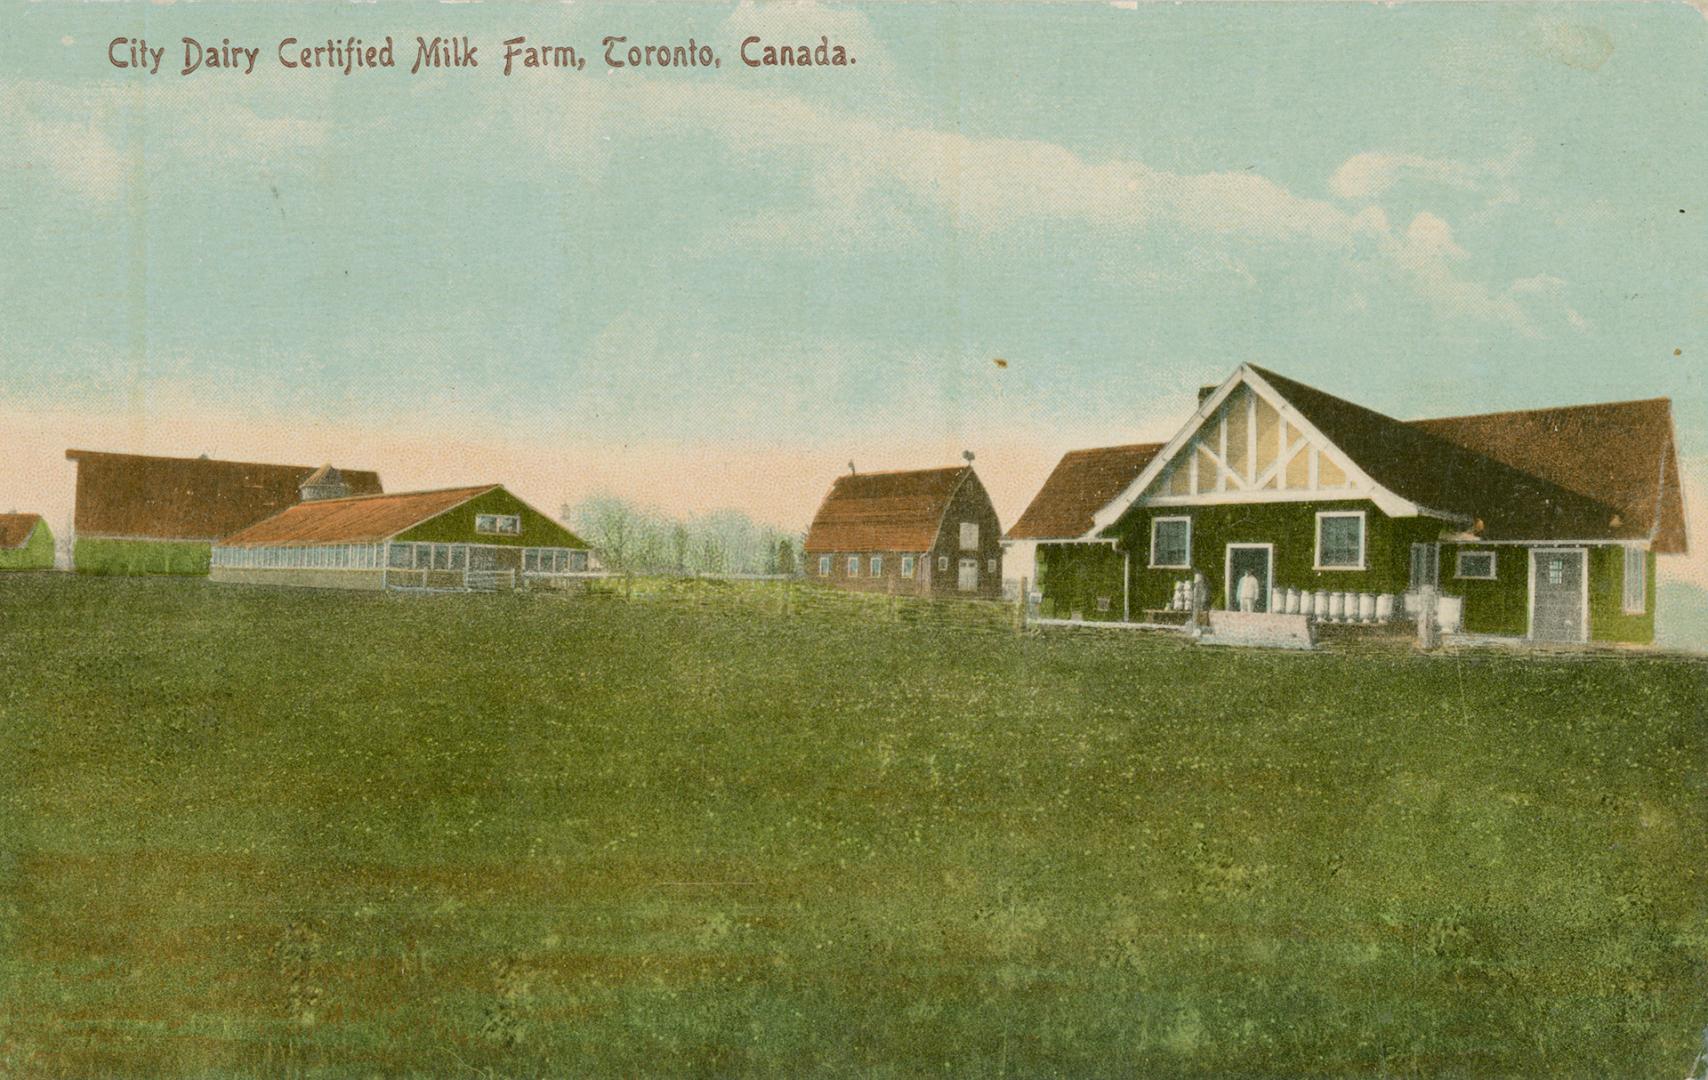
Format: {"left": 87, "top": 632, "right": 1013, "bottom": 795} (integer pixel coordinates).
{"left": 804, "top": 466, "right": 973, "bottom": 553}
{"left": 1247, "top": 366, "right": 1648, "bottom": 545}
{"left": 218, "top": 486, "right": 498, "bottom": 547}
{"left": 1005, "top": 443, "right": 1164, "bottom": 541}
{"left": 1409, "top": 398, "right": 1686, "bottom": 554}
{"left": 64, "top": 450, "right": 384, "bottom": 541}
{"left": 1051, "top": 365, "right": 1684, "bottom": 552}
{"left": 0, "top": 513, "right": 43, "bottom": 549}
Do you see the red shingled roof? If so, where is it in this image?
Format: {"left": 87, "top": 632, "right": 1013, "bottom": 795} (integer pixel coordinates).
{"left": 0, "top": 513, "right": 43, "bottom": 549}
{"left": 1409, "top": 398, "right": 1686, "bottom": 554}
{"left": 1005, "top": 443, "right": 1163, "bottom": 541}
{"left": 218, "top": 486, "right": 498, "bottom": 546}
{"left": 804, "top": 466, "right": 969, "bottom": 553}
{"left": 1017, "top": 369, "right": 1687, "bottom": 553}
{"left": 65, "top": 450, "right": 383, "bottom": 541}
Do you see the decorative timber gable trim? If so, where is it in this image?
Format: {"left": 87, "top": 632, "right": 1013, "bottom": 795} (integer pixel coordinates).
{"left": 1089, "top": 365, "right": 1429, "bottom": 535}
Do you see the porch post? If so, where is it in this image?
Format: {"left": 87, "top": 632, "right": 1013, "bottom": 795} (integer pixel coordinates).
{"left": 1122, "top": 549, "right": 1131, "bottom": 623}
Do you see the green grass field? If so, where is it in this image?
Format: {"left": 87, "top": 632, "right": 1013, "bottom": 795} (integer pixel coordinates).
{"left": 1, "top": 575, "right": 1703, "bottom": 1078}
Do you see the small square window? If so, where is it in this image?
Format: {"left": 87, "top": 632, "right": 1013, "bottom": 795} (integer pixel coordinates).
{"left": 1096, "top": 596, "right": 1111, "bottom": 612}
{"left": 1455, "top": 551, "right": 1496, "bottom": 580}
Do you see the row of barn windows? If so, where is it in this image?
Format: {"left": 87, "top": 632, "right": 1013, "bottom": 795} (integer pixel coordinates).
{"left": 213, "top": 542, "right": 587, "bottom": 573}
{"left": 816, "top": 554, "right": 997, "bottom": 577}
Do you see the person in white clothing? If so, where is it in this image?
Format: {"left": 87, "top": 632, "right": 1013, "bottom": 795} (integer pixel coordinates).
{"left": 1237, "top": 570, "right": 1260, "bottom": 612}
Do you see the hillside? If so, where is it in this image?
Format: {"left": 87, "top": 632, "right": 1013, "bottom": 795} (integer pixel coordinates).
{"left": 0, "top": 575, "right": 1703, "bottom": 1077}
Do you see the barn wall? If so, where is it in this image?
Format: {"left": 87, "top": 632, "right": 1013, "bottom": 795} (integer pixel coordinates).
{"left": 210, "top": 567, "right": 386, "bottom": 591}
{"left": 0, "top": 523, "right": 54, "bottom": 571}
{"left": 926, "top": 472, "right": 1005, "bottom": 599}
{"left": 75, "top": 538, "right": 210, "bottom": 576}
{"left": 804, "top": 550, "right": 933, "bottom": 596}
{"left": 396, "top": 488, "right": 584, "bottom": 549}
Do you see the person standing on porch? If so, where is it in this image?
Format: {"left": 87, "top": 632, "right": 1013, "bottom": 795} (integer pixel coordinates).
{"left": 1238, "top": 570, "right": 1260, "bottom": 612}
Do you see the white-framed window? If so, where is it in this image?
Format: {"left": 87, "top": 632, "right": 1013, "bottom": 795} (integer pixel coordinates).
{"left": 1096, "top": 596, "right": 1111, "bottom": 612}
{"left": 1623, "top": 546, "right": 1647, "bottom": 614}
{"left": 818, "top": 555, "right": 831, "bottom": 576}
{"left": 1150, "top": 516, "right": 1191, "bottom": 569}
{"left": 960, "top": 522, "right": 979, "bottom": 549}
{"left": 475, "top": 513, "right": 521, "bottom": 536}
{"left": 900, "top": 555, "right": 915, "bottom": 578}
{"left": 1314, "top": 511, "right": 1366, "bottom": 570}
{"left": 987, "top": 558, "right": 997, "bottom": 574}
{"left": 1456, "top": 550, "right": 1496, "bottom": 580}
{"left": 847, "top": 555, "right": 860, "bottom": 576}
{"left": 938, "top": 555, "right": 949, "bottom": 572}
{"left": 871, "top": 555, "right": 884, "bottom": 576}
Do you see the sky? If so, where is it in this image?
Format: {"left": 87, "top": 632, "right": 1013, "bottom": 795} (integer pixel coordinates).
{"left": 2, "top": 2, "right": 1704, "bottom": 631}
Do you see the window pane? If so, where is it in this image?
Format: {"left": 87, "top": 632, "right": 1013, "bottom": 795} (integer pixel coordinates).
{"left": 1623, "top": 548, "right": 1645, "bottom": 613}
{"left": 1153, "top": 520, "right": 1188, "bottom": 566}
{"left": 1318, "top": 516, "right": 1362, "bottom": 567}
{"left": 960, "top": 522, "right": 979, "bottom": 549}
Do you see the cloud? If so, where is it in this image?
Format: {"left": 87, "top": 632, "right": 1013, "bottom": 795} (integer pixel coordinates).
{"left": 1331, "top": 151, "right": 1482, "bottom": 201}
{"left": 1, "top": 77, "right": 329, "bottom": 206}
{"left": 1328, "top": 145, "right": 1527, "bottom": 206}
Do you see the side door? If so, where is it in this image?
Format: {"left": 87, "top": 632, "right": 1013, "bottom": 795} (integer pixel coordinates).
{"left": 957, "top": 558, "right": 978, "bottom": 592}
{"left": 1530, "top": 549, "right": 1587, "bottom": 642}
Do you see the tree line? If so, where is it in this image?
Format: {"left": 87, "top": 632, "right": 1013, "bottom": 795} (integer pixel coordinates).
{"left": 561, "top": 494, "right": 802, "bottom": 577}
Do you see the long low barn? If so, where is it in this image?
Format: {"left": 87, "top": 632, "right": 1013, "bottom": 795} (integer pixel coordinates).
{"left": 211, "top": 484, "right": 588, "bottom": 592}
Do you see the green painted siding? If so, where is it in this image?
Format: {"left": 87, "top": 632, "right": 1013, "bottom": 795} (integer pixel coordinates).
{"left": 75, "top": 538, "right": 210, "bottom": 576}
{"left": 1440, "top": 545, "right": 1527, "bottom": 637}
{"left": 1438, "top": 543, "right": 1655, "bottom": 644}
{"left": 395, "top": 488, "right": 585, "bottom": 548}
{"left": 1589, "top": 546, "right": 1655, "bottom": 645}
{"left": 0, "top": 521, "right": 54, "bottom": 571}
{"left": 1034, "top": 544, "right": 1125, "bottom": 621}
{"left": 1110, "top": 500, "right": 1441, "bottom": 614}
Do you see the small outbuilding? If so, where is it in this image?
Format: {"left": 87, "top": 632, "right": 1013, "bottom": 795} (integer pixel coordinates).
{"left": 0, "top": 513, "right": 54, "bottom": 571}
{"left": 211, "top": 484, "right": 588, "bottom": 592}
{"left": 803, "top": 464, "right": 1005, "bottom": 599}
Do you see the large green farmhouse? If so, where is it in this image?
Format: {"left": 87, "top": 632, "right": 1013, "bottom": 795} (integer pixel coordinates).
{"left": 1007, "top": 365, "right": 1686, "bottom": 645}
{"left": 0, "top": 513, "right": 54, "bottom": 571}
{"left": 211, "top": 484, "right": 588, "bottom": 592}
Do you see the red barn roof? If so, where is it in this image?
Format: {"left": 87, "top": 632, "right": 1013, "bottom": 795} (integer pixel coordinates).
{"left": 804, "top": 466, "right": 973, "bottom": 553}
{"left": 65, "top": 450, "right": 383, "bottom": 541}
{"left": 218, "top": 486, "right": 499, "bottom": 546}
